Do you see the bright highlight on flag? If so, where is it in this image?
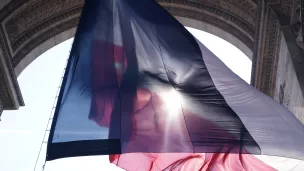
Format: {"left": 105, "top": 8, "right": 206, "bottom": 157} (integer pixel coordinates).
{"left": 46, "top": 0, "right": 304, "bottom": 170}
{"left": 160, "top": 89, "right": 182, "bottom": 117}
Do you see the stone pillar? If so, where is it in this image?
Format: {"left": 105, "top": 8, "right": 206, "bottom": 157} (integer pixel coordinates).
{"left": 300, "top": 0, "right": 304, "bottom": 49}
{"left": 294, "top": 0, "right": 303, "bottom": 49}
{"left": 270, "top": 0, "right": 304, "bottom": 122}
{"left": 251, "top": 1, "right": 281, "bottom": 97}
{"left": 0, "top": 99, "right": 3, "bottom": 118}
{"left": 251, "top": 0, "right": 266, "bottom": 87}
{"left": 280, "top": 0, "right": 304, "bottom": 99}
{"left": 0, "top": 39, "right": 24, "bottom": 116}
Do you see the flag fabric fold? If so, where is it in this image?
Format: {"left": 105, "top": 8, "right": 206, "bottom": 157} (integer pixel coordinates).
{"left": 110, "top": 153, "right": 275, "bottom": 171}
{"left": 46, "top": 0, "right": 304, "bottom": 170}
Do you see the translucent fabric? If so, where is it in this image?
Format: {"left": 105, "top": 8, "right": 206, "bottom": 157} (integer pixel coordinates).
{"left": 47, "top": 1, "right": 304, "bottom": 169}
{"left": 110, "top": 153, "right": 275, "bottom": 171}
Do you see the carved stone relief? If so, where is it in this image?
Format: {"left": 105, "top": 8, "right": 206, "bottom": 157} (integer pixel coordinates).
{"left": 279, "top": 82, "right": 285, "bottom": 104}
{"left": 302, "top": 0, "right": 304, "bottom": 49}
{"left": 160, "top": 6, "right": 254, "bottom": 49}
{"left": 12, "top": 17, "right": 80, "bottom": 68}
{"left": 218, "top": 0, "right": 256, "bottom": 25}
{"left": 157, "top": 0, "right": 256, "bottom": 37}
{"left": 279, "top": 82, "right": 291, "bottom": 107}
{"left": 158, "top": 0, "right": 257, "bottom": 26}
{"left": 256, "top": 6, "right": 281, "bottom": 97}
{"left": 296, "top": 24, "right": 303, "bottom": 49}
{"left": 0, "top": 24, "right": 24, "bottom": 109}
{"left": 0, "top": 67, "right": 13, "bottom": 109}
{"left": 0, "top": 99, "right": 3, "bottom": 117}
{"left": 291, "top": 0, "right": 303, "bottom": 49}
{"left": 4, "top": 0, "right": 84, "bottom": 51}
{"left": 282, "top": 0, "right": 294, "bottom": 15}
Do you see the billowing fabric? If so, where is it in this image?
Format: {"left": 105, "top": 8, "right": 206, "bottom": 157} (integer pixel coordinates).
{"left": 198, "top": 41, "right": 304, "bottom": 160}
{"left": 46, "top": 0, "right": 304, "bottom": 169}
{"left": 110, "top": 153, "right": 275, "bottom": 171}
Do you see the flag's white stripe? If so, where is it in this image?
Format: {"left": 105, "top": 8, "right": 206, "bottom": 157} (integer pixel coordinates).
{"left": 197, "top": 39, "right": 304, "bottom": 161}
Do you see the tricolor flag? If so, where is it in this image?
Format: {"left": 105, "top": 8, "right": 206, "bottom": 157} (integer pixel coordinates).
{"left": 46, "top": 0, "right": 304, "bottom": 170}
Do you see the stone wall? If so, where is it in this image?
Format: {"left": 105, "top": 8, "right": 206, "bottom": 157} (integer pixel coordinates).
{"left": 274, "top": 32, "right": 304, "bottom": 122}
{"left": 0, "top": 0, "right": 11, "bottom": 10}
{"left": 0, "top": 100, "right": 2, "bottom": 113}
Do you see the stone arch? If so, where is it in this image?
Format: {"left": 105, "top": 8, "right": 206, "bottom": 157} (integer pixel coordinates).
{"left": 0, "top": 0, "right": 258, "bottom": 112}
{"left": 176, "top": 17, "right": 253, "bottom": 59}
{"left": 15, "top": 28, "right": 76, "bottom": 77}
{"left": 1, "top": 0, "right": 256, "bottom": 77}
{"left": 14, "top": 18, "right": 253, "bottom": 77}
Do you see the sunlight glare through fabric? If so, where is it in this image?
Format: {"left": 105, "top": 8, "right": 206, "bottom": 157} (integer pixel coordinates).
{"left": 160, "top": 89, "right": 182, "bottom": 118}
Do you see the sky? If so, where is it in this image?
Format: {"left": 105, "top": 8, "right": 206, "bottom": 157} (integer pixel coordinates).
{"left": 0, "top": 27, "right": 252, "bottom": 171}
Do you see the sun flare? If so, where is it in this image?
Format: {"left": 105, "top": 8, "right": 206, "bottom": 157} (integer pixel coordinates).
{"left": 160, "top": 89, "right": 183, "bottom": 116}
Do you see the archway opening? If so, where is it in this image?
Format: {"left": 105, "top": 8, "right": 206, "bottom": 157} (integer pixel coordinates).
{"left": 187, "top": 27, "right": 252, "bottom": 83}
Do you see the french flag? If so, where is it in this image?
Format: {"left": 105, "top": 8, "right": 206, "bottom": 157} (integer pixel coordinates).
{"left": 46, "top": 0, "right": 304, "bottom": 170}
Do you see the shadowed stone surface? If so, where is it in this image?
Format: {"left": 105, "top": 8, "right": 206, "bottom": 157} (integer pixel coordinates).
{"left": 274, "top": 32, "right": 304, "bottom": 122}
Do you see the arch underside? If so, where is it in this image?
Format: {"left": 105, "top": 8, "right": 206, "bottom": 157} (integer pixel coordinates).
{"left": 0, "top": 0, "right": 257, "bottom": 110}
{"left": 1, "top": 0, "right": 256, "bottom": 75}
